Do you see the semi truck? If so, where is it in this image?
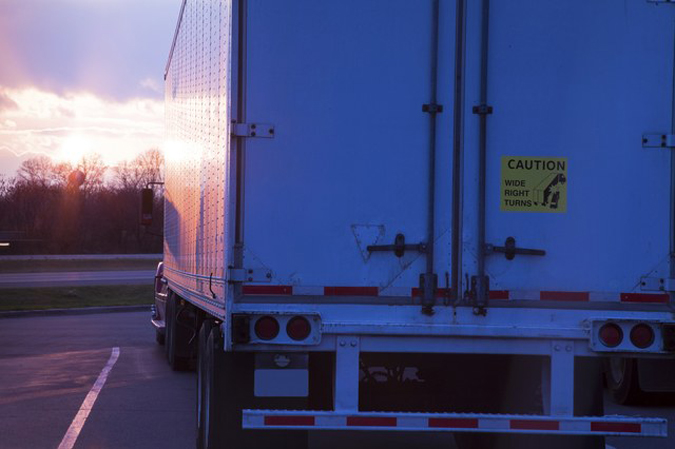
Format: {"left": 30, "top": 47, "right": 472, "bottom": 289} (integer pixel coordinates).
{"left": 148, "top": 0, "right": 675, "bottom": 447}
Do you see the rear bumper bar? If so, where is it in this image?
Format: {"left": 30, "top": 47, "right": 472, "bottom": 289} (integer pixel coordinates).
{"left": 242, "top": 410, "right": 667, "bottom": 437}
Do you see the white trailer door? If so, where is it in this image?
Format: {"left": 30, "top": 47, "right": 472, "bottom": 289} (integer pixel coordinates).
{"left": 241, "top": 0, "right": 454, "bottom": 295}
{"left": 463, "top": 0, "right": 675, "bottom": 301}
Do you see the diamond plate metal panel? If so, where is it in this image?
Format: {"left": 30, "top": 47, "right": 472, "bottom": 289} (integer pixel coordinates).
{"left": 164, "top": 0, "right": 233, "bottom": 307}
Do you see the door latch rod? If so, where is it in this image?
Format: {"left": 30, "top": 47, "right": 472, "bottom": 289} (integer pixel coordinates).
{"left": 367, "top": 233, "right": 427, "bottom": 258}
{"left": 485, "top": 236, "right": 546, "bottom": 261}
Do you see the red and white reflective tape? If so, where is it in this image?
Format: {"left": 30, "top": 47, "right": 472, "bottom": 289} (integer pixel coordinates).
{"left": 243, "top": 410, "right": 667, "bottom": 437}
{"left": 241, "top": 285, "right": 669, "bottom": 304}
{"left": 491, "top": 290, "right": 669, "bottom": 303}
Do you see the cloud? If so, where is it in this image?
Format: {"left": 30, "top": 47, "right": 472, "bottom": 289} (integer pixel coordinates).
{"left": 140, "top": 77, "right": 162, "bottom": 95}
{"left": 0, "top": 86, "right": 163, "bottom": 176}
{"left": 0, "top": 147, "right": 36, "bottom": 178}
{"left": 0, "top": 92, "right": 18, "bottom": 112}
{"left": 0, "top": 0, "right": 178, "bottom": 101}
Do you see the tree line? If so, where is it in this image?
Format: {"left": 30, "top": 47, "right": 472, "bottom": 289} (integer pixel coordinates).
{"left": 0, "top": 149, "right": 164, "bottom": 254}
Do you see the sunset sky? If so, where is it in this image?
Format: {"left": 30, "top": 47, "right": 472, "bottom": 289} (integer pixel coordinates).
{"left": 0, "top": 0, "right": 180, "bottom": 177}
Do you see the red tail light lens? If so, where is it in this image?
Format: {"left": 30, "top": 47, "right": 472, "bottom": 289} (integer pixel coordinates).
{"left": 286, "top": 316, "right": 311, "bottom": 341}
{"left": 254, "top": 316, "right": 279, "bottom": 341}
{"left": 630, "top": 324, "right": 654, "bottom": 349}
{"left": 599, "top": 323, "right": 623, "bottom": 348}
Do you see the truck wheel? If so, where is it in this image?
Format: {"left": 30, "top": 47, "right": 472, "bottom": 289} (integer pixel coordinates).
{"left": 196, "top": 320, "right": 215, "bottom": 448}
{"left": 605, "top": 357, "right": 643, "bottom": 405}
{"left": 155, "top": 328, "right": 165, "bottom": 345}
{"left": 199, "top": 326, "right": 308, "bottom": 449}
{"left": 165, "top": 292, "right": 190, "bottom": 371}
{"left": 200, "top": 325, "right": 227, "bottom": 448}
{"left": 164, "top": 293, "right": 174, "bottom": 360}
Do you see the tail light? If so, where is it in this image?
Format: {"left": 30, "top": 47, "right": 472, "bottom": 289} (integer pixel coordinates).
{"left": 599, "top": 323, "right": 623, "bottom": 348}
{"left": 244, "top": 313, "right": 320, "bottom": 345}
{"left": 286, "top": 316, "right": 311, "bottom": 341}
{"left": 254, "top": 316, "right": 279, "bottom": 341}
{"left": 630, "top": 324, "right": 654, "bottom": 349}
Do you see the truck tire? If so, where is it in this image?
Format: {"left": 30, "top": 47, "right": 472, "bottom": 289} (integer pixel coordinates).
{"left": 196, "top": 320, "right": 215, "bottom": 448}
{"left": 199, "top": 326, "right": 308, "bottom": 449}
{"left": 165, "top": 292, "right": 190, "bottom": 371}
{"left": 605, "top": 357, "right": 643, "bottom": 405}
{"left": 155, "top": 328, "right": 165, "bottom": 345}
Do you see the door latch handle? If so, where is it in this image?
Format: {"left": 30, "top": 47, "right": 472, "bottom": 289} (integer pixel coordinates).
{"left": 485, "top": 237, "right": 545, "bottom": 261}
{"left": 367, "top": 233, "right": 427, "bottom": 258}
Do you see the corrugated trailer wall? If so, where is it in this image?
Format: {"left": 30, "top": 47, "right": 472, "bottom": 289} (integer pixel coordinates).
{"left": 164, "top": 0, "right": 234, "bottom": 314}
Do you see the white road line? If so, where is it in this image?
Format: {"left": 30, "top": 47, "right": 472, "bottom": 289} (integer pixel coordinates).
{"left": 57, "top": 347, "right": 120, "bottom": 449}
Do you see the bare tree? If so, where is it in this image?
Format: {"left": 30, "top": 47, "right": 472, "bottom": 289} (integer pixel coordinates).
{"left": 50, "top": 161, "right": 75, "bottom": 187}
{"left": 0, "top": 174, "right": 15, "bottom": 197}
{"left": 113, "top": 159, "right": 145, "bottom": 191}
{"left": 138, "top": 147, "right": 164, "bottom": 186}
{"left": 17, "top": 155, "right": 53, "bottom": 187}
{"left": 76, "top": 153, "right": 107, "bottom": 194}
{"left": 0, "top": 149, "right": 166, "bottom": 255}
{"left": 113, "top": 148, "right": 164, "bottom": 191}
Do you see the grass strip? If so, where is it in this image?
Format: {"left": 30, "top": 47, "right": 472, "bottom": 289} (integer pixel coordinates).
{"left": 0, "top": 259, "right": 161, "bottom": 273}
{"left": 0, "top": 285, "right": 153, "bottom": 311}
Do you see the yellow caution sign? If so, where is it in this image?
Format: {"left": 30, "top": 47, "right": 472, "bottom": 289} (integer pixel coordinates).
{"left": 500, "top": 156, "right": 567, "bottom": 213}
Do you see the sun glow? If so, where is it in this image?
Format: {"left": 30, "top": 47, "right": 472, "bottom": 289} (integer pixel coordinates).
{"left": 55, "top": 135, "right": 92, "bottom": 165}
{"left": 0, "top": 86, "right": 164, "bottom": 176}
{"left": 163, "top": 139, "right": 201, "bottom": 164}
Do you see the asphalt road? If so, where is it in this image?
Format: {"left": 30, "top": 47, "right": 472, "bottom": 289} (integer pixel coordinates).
{"left": 0, "top": 311, "right": 673, "bottom": 449}
{"left": 0, "top": 270, "right": 156, "bottom": 288}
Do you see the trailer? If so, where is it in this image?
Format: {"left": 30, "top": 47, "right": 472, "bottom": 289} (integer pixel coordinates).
{"left": 149, "top": 0, "right": 675, "bottom": 447}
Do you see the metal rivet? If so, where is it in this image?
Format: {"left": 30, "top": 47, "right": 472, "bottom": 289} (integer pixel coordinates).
{"left": 554, "top": 345, "right": 561, "bottom": 351}
{"left": 350, "top": 341, "right": 357, "bottom": 347}
{"left": 566, "top": 345, "right": 572, "bottom": 352}
{"left": 339, "top": 341, "right": 346, "bottom": 347}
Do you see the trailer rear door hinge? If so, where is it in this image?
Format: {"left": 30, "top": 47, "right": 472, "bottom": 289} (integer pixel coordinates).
{"left": 227, "top": 267, "right": 272, "bottom": 283}
{"left": 231, "top": 123, "right": 275, "bottom": 138}
{"left": 422, "top": 103, "right": 443, "bottom": 113}
{"left": 640, "top": 276, "right": 675, "bottom": 292}
{"left": 642, "top": 133, "right": 675, "bottom": 148}
{"left": 469, "top": 275, "right": 489, "bottom": 315}
{"left": 419, "top": 273, "right": 438, "bottom": 315}
{"left": 472, "top": 104, "right": 493, "bottom": 115}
